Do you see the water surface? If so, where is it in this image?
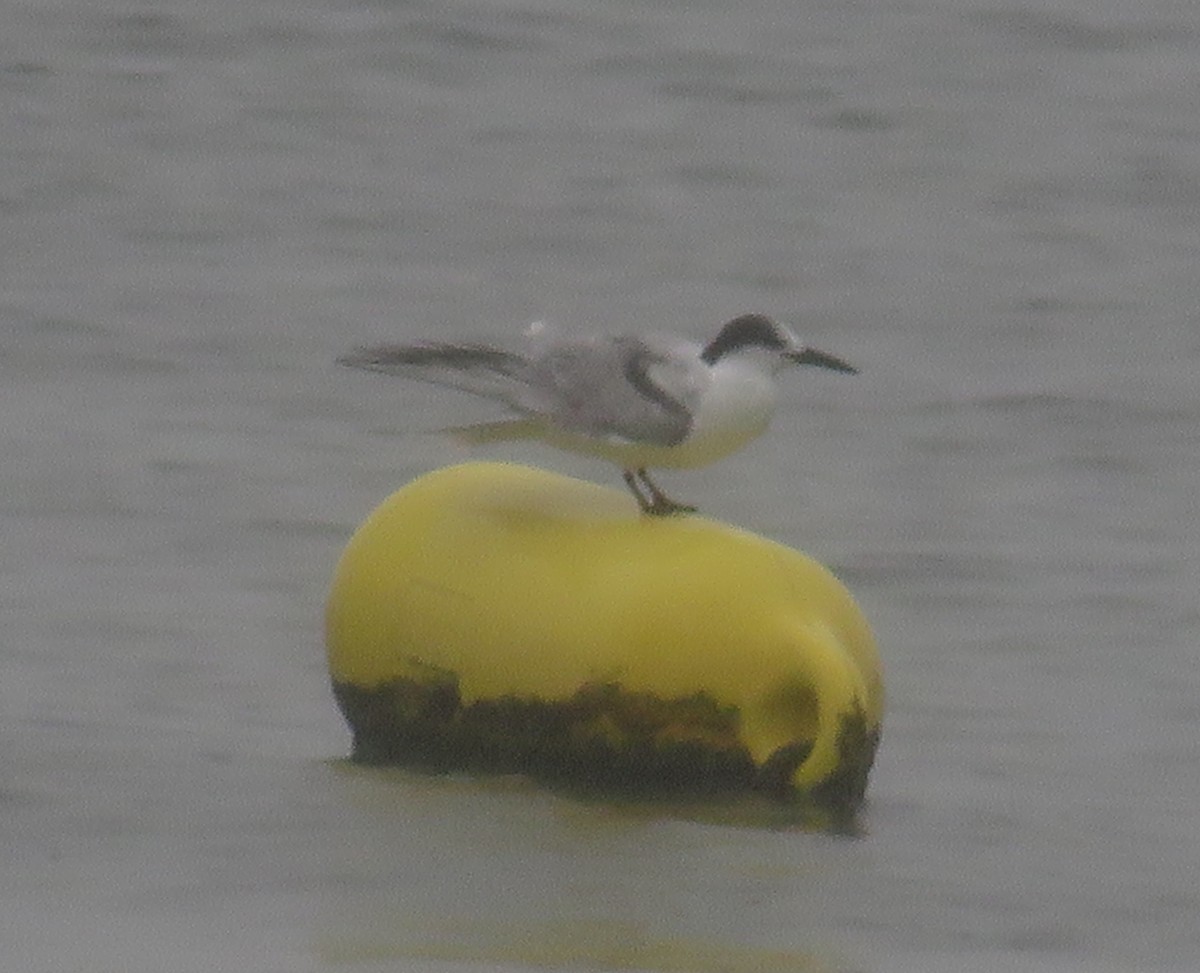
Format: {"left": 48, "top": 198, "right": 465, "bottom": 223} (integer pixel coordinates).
{"left": 4, "top": 0, "right": 1199, "bottom": 970}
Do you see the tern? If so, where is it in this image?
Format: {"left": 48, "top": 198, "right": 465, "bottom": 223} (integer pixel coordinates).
{"left": 339, "top": 312, "right": 856, "bottom": 515}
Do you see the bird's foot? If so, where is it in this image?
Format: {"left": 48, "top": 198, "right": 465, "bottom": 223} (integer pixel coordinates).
{"left": 642, "top": 495, "right": 697, "bottom": 517}
{"left": 624, "top": 469, "right": 697, "bottom": 517}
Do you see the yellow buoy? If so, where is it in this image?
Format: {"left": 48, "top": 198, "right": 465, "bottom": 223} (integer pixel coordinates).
{"left": 325, "top": 463, "right": 882, "bottom": 810}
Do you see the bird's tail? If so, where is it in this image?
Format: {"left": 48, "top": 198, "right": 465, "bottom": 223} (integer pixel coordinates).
{"left": 338, "top": 342, "right": 534, "bottom": 410}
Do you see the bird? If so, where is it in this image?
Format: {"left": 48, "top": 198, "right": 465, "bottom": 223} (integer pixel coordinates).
{"left": 338, "top": 312, "right": 857, "bottom": 516}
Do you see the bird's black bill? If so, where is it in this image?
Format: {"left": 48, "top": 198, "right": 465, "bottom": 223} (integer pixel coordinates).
{"left": 785, "top": 347, "right": 858, "bottom": 374}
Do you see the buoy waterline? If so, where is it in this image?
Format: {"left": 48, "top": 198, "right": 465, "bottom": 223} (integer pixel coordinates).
{"left": 325, "top": 463, "right": 882, "bottom": 810}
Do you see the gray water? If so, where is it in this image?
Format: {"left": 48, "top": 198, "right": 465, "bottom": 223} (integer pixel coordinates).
{"left": 4, "top": 0, "right": 1199, "bottom": 970}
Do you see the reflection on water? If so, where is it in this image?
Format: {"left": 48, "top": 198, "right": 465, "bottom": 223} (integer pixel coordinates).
{"left": 552, "top": 785, "right": 866, "bottom": 838}
{"left": 318, "top": 765, "right": 850, "bottom": 970}
{"left": 317, "top": 917, "right": 832, "bottom": 972}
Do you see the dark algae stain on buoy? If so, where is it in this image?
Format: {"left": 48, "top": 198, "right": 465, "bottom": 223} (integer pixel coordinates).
{"left": 334, "top": 678, "right": 753, "bottom": 792}
{"left": 332, "top": 675, "right": 879, "bottom": 812}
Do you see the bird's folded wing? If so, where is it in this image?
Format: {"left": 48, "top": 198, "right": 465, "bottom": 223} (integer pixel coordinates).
{"left": 529, "top": 337, "right": 698, "bottom": 447}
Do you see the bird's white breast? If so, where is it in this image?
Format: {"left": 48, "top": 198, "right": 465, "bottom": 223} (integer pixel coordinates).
{"left": 663, "top": 355, "right": 778, "bottom": 468}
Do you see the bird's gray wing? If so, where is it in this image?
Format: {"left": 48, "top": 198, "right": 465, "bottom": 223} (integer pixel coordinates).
{"left": 527, "top": 335, "right": 703, "bottom": 446}
{"left": 337, "top": 342, "right": 536, "bottom": 411}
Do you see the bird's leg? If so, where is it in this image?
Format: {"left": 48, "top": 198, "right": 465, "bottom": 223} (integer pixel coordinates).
{"left": 636, "top": 468, "right": 697, "bottom": 516}
{"left": 622, "top": 470, "right": 654, "bottom": 514}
